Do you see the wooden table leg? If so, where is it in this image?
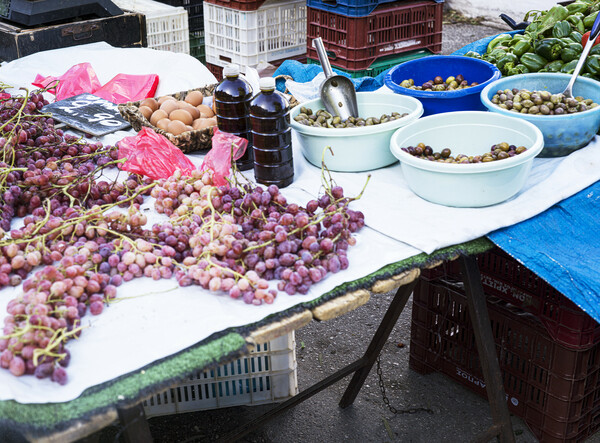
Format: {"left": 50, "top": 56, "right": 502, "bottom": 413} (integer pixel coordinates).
{"left": 339, "top": 279, "right": 416, "bottom": 408}
{"left": 217, "top": 279, "right": 417, "bottom": 442}
{"left": 117, "top": 403, "right": 153, "bottom": 443}
{"left": 458, "top": 254, "right": 515, "bottom": 443}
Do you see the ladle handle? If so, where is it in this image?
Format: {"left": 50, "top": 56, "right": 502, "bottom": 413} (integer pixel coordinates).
{"left": 565, "top": 12, "right": 600, "bottom": 94}
{"left": 313, "top": 37, "right": 334, "bottom": 78}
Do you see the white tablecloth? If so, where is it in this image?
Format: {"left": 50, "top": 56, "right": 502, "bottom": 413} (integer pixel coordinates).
{"left": 0, "top": 43, "right": 598, "bottom": 404}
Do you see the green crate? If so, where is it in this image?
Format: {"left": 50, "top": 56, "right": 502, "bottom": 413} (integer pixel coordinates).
{"left": 307, "top": 50, "right": 432, "bottom": 79}
{"left": 189, "top": 30, "right": 205, "bottom": 64}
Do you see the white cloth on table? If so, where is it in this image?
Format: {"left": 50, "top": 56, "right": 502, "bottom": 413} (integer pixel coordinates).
{"left": 1, "top": 42, "right": 599, "bottom": 403}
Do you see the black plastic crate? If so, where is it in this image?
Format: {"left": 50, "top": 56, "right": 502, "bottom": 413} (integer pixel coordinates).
{"left": 410, "top": 277, "right": 600, "bottom": 443}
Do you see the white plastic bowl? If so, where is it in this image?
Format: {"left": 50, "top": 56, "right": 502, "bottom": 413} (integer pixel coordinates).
{"left": 290, "top": 92, "right": 423, "bottom": 172}
{"left": 389, "top": 111, "right": 544, "bottom": 207}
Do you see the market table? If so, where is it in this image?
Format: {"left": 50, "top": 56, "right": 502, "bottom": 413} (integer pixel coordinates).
{"left": 1, "top": 43, "right": 599, "bottom": 443}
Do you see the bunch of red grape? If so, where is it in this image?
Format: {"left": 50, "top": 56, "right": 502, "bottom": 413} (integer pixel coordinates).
{"left": 0, "top": 87, "right": 365, "bottom": 384}
{"left": 149, "top": 170, "right": 364, "bottom": 305}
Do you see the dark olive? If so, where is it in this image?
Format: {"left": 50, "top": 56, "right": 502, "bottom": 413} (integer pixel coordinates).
{"left": 494, "top": 88, "right": 598, "bottom": 115}
{"left": 402, "top": 74, "right": 474, "bottom": 91}
{"left": 403, "top": 142, "right": 528, "bottom": 163}
{"left": 294, "top": 106, "right": 408, "bottom": 128}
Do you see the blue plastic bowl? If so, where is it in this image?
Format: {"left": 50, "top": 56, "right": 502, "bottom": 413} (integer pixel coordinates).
{"left": 481, "top": 73, "right": 600, "bottom": 157}
{"left": 384, "top": 55, "right": 501, "bottom": 116}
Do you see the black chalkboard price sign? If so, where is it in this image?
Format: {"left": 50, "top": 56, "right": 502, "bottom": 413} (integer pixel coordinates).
{"left": 42, "top": 93, "right": 130, "bottom": 137}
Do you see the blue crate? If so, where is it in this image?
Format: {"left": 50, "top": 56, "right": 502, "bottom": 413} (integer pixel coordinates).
{"left": 306, "top": 0, "right": 443, "bottom": 18}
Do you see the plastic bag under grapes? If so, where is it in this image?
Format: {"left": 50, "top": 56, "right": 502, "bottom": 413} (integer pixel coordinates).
{"left": 201, "top": 129, "right": 248, "bottom": 186}
{"left": 117, "top": 127, "right": 195, "bottom": 180}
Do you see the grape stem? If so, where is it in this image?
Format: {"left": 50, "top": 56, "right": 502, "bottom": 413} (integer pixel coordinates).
{"left": 32, "top": 324, "right": 86, "bottom": 367}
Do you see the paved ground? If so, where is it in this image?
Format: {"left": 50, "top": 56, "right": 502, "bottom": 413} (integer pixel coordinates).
{"left": 91, "top": 14, "right": 598, "bottom": 443}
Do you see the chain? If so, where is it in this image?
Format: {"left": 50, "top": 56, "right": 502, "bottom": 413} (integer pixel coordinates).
{"left": 376, "top": 354, "right": 434, "bottom": 415}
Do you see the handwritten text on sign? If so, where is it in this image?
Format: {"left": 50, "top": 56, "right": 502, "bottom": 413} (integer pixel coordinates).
{"left": 43, "top": 93, "right": 130, "bottom": 136}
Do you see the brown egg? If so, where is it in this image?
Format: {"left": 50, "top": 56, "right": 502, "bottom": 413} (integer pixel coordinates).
{"left": 138, "top": 105, "right": 153, "bottom": 121}
{"left": 211, "top": 99, "right": 217, "bottom": 114}
{"left": 184, "top": 90, "right": 204, "bottom": 107}
{"left": 150, "top": 109, "right": 169, "bottom": 126}
{"left": 140, "top": 98, "right": 158, "bottom": 112}
{"left": 158, "top": 95, "right": 176, "bottom": 105}
{"left": 156, "top": 118, "right": 171, "bottom": 131}
{"left": 169, "top": 109, "right": 194, "bottom": 126}
{"left": 193, "top": 117, "right": 217, "bottom": 130}
{"left": 179, "top": 102, "right": 200, "bottom": 119}
{"left": 205, "top": 117, "right": 218, "bottom": 128}
{"left": 197, "top": 104, "right": 215, "bottom": 118}
{"left": 186, "top": 125, "right": 194, "bottom": 132}
{"left": 160, "top": 100, "right": 179, "bottom": 115}
{"left": 192, "top": 118, "right": 204, "bottom": 130}
{"left": 167, "top": 120, "right": 187, "bottom": 136}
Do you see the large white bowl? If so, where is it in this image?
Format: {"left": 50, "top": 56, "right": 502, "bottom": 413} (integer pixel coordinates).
{"left": 390, "top": 111, "right": 544, "bottom": 207}
{"left": 290, "top": 92, "right": 423, "bottom": 172}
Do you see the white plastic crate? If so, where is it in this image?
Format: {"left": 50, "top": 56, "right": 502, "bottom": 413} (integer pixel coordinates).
{"left": 143, "top": 331, "right": 298, "bottom": 417}
{"left": 114, "top": 0, "right": 190, "bottom": 54}
{"left": 204, "top": 0, "right": 306, "bottom": 70}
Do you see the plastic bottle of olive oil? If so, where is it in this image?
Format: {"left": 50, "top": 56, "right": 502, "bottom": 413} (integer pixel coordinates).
{"left": 214, "top": 64, "right": 254, "bottom": 171}
{"left": 249, "top": 77, "right": 293, "bottom": 188}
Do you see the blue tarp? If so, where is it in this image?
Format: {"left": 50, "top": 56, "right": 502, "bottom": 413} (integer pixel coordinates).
{"left": 273, "top": 60, "right": 389, "bottom": 93}
{"left": 488, "top": 181, "right": 600, "bottom": 322}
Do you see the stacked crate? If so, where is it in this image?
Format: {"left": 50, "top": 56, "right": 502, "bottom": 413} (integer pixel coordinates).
{"left": 203, "top": 0, "right": 307, "bottom": 81}
{"left": 156, "top": 0, "right": 206, "bottom": 63}
{"left": 114, "top": 0, "right": 190, "bottom": 54}
{"left": 411, "top": 249, "right": 600, "bottom": 443}
{"left": 306, "top": 0, "right": 443, "bottom": 78}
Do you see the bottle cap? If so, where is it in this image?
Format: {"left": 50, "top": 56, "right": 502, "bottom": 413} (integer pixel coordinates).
{"left": 223, "top": 64, "right": 240, "bottom": 77}
{"left": 259, "top": 77, "right": 276, "bottom": 91}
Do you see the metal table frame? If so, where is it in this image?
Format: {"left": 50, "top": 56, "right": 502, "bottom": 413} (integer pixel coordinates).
{"left": 115, "top": 254, "right": 515, "bottom": 443}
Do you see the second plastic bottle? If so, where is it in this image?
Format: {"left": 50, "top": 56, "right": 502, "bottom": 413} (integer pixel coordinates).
{"left": 249, "top": 77, "right": 293, "bottom": 188}
{"left": 214, "top": 64, "right": 254, "bottom": 171}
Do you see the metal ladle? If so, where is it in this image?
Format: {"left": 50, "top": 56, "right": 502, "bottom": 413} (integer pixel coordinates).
{"left": 313, "top": 37, "right": 359, "bottom": 120}
{"left": 561, "top": 11, "right": 600, "bottom": 98}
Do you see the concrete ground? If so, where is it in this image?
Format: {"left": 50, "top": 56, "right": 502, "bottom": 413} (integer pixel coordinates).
{"left": 91, "top": 13, "right": 600, "bottom": 443}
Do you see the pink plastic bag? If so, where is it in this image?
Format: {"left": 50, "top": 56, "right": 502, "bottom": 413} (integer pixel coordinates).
{"left": 201, "top": 129, "right": 249, "bottom": 186}
{"left": 33, "top": 63, "right": 159, "bottom": 104}
{"left": 117, "top": 127, "right": 195, "bottom": 180}
{"left": 33, "top": 63, "right": 101, "bottom": 100}
{"left": 93, "top": 73, "right": 159, "bottom": 103}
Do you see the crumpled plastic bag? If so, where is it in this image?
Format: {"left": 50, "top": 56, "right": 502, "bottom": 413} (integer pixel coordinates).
{"left": 284, "top": 72, "right": 325, "bottom": 103}
{"left": 93, "top": 73, "right": 159, "bottom": 103}
{"left": 32, "top": 62, "right": 159, "bottom": 104}
{"left": 33, "top": 63, "right": 101, "bottom": 100}
{"left": 117, "top": 127, "right": 195, "bottom": 180}
{"left": 201, "top": 129, "right": 249, "bottom": 186}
